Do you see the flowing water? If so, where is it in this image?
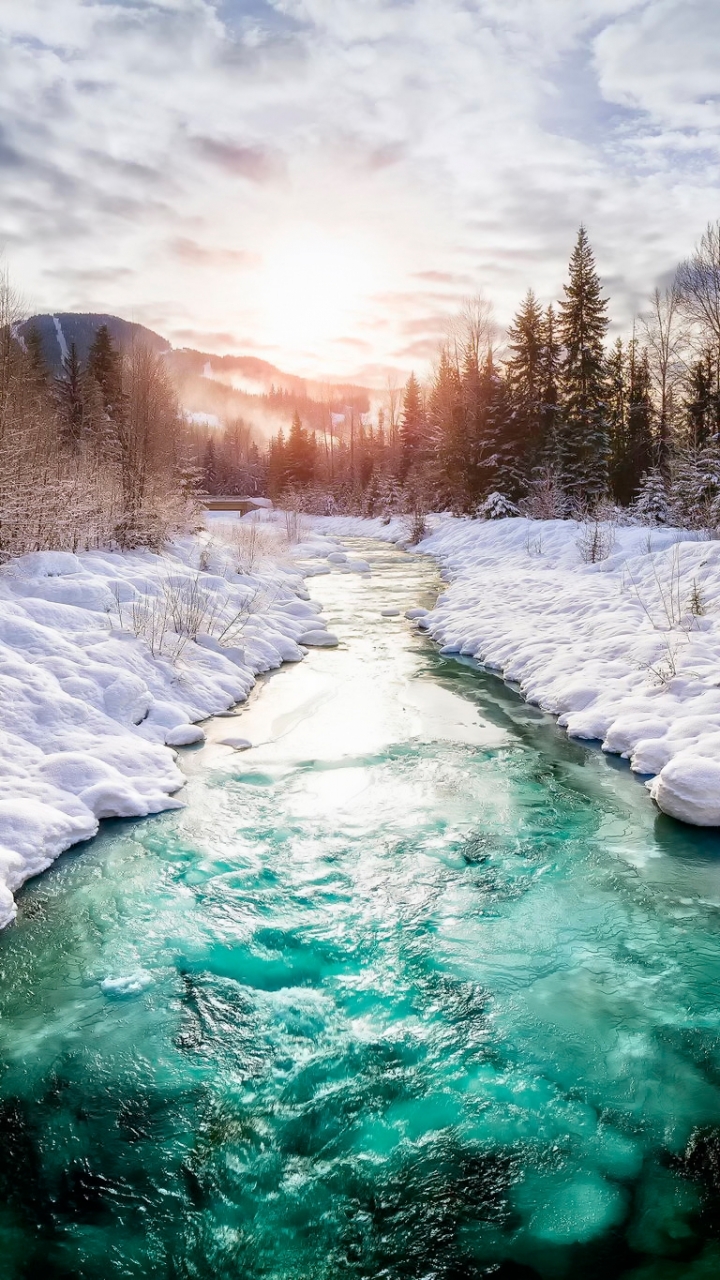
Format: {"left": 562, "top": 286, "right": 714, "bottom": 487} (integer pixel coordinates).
{"left": 3, "top": 540, "right": 720, "bottom": 1280}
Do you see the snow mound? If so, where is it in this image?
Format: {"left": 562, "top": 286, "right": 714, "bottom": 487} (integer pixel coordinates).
{"left": 313, "top": 513, "right": 720, "bottom": 828}
{"left": 297, "top": 630, "right": 339, "bottom": 647}
{"left": 0, "top": 532, "right": 321, "bottom": 925}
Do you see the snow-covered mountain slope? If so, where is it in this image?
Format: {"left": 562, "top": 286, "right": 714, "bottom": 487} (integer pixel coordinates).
{"left": 315, "top": 514, "right": 720, "bottom": 828}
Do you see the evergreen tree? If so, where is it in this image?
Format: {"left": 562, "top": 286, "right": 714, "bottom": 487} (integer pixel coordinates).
{"left": 203, "top": 437, "right": 219, "bottom": 493}
{"left": 506, "top": 289, "right": 545, "bottom": 479}
{"left": 625, "top": 342, "right": 654, "bottom": 501}
{"left": 55, "top": 342, "right": 86, "bottom": 447}
{"left": 285, "top": 411, "right": 316, "bottom": 486}
{"left": 539, "top": 304, "right": 562, "bottom": 469}
{"left": 430, "top": 348, "right": 466, "bottom": 509}
{"left": 632, "top": 468, "right": 670, "bottom": 525}
{"left": 477, "top": 352, "right": 517, "bottom": 502}
{"left": 684, "top": 351, "right": 720, "bottom": 447}
{"left": 557, "top": 226, "right": 610, "bottom": 498}
{"left": 88, "top": 324, "right": 124, "bottom": 418}
{"left": 607, "top": 338, "right": 627, "bottom": 501}
{"left": 25, "top": 323, "right": 48, "bottom": 391}
{"left": 400, "top": 373, "right": 426, "bottom": 478}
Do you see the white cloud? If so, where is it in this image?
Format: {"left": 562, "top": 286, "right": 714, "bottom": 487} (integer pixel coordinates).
{"left": 0, "top": 0, "right": 717, "bottom": 381}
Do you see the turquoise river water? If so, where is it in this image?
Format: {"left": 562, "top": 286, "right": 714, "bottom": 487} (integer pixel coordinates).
{"left": 2, "top": 540, "right": 720, "bottom": 1280}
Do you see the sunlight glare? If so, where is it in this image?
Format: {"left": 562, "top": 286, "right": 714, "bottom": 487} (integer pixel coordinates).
{"left": 259, "top": 229, "right": 378, "bottom": 355}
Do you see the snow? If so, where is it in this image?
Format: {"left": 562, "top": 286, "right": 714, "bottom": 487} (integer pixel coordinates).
{"left": 313, "top": 513, "right": 720, "bottom": 829}
{"left": 51, "top": 315, "right": 69, "bottom": 363}
{"left": 0, "top": 526, "right": 350, "bottom": 927}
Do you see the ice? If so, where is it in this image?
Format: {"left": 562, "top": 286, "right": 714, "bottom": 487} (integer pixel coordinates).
{"left": 217, "top": 735, "right": 252, "bottom": 750}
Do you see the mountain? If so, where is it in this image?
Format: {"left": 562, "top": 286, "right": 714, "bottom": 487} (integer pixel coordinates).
{"left": 19, "top": 313, "right": 372, "bottom": 436}
{"left": 19, "top": 314, "right": 170, "bottom": 370}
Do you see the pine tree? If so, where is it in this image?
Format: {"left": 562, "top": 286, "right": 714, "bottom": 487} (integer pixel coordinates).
{"left": 430, "top": 348, "right": 466, "bottom": 509}
{"left": 478, "top": 352, "right": 517, "bottom": 502}
{"left": 203, "top": 436, "right": 219, "bottom": 493}
{"left": 684, "top": 351, "right": 720, "bottom": 448}
{"left": 538, "top": 305, "right": 562, "bottom": 471}
{"left": 88, "top": 324, "right": 124, "bottom": 418}
{"left": 285, "top": 410, "right": 316, "bottom": 486}
{"left": 625, "top": 341, "right": 654, "bottom": 501}
{"left": 632, "top": 468, "right": 670, "bottom": 525}
{"left": 25, "top": 323, "right": 48, "bottom": 391}
{"left": 400, "top": 373, "right": 426, "bottom": 478}
{"left": 506, "top": 289, "right": 545, "bottom": 480}
{"left": 55, "top": 342, "right": 86, "bottom": 447}
{"left": 607, "top": 338, "right": 627, "bottom": 501}
{"left": 557, "top": 226, "right": 610, "bottom": 499}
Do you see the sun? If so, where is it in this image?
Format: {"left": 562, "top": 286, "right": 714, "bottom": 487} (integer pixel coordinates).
{"left": 259, "top": 228, "right": 377, "bottom": 358}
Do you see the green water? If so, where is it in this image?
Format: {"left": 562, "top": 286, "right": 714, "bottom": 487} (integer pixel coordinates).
{"left": 3, "top": 542, "right": 720, "bottom": 1280}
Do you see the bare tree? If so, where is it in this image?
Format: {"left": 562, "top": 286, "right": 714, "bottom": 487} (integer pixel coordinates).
{"left": 676, "top": 221, "right": 720, "bottom": 380}
{"left": 448, "top": 295, "right": 495, "bottom": 374}
{"left": 639, "top": 283, "right": 688, "bottom": 467}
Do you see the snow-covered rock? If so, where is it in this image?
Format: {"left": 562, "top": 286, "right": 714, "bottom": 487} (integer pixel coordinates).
{"left": 297, "top": 630, "right": 339, "bottom": 647}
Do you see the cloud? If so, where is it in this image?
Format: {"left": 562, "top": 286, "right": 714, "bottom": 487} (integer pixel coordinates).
{"left": 190, "top": 136, "right": 282, "bottom": 182}
{"left": 0, "top": 0, "right": 718, "bottom": 381}
{"left": 169, "top": 237, "right": 260, "bottom": 267}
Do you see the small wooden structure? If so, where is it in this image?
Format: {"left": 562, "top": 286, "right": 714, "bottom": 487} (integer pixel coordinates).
{"left": 200, "top": 496, "right": 273, "bottom": 515}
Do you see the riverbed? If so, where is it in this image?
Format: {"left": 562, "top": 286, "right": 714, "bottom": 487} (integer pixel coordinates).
{"left": 2, "top": 540, "right": 720, "bottom": 1278}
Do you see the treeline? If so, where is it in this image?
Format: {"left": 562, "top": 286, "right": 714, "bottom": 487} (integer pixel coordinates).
{"left": 0, "top": 277, "right": 194, "bottom": 558}
{"left": 266, "top": 223, "right": 720, "bottom": 526}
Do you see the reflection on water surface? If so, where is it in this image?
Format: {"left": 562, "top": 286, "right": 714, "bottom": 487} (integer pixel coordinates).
{"left": 2, "top": 540, "right": 720, "bottom": 1279}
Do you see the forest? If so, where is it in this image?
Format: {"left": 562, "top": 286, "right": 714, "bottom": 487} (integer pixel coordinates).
{"left": 258, "top": 223, "right": 720, "bottom": 530}
{"left": 3, "top": 221, "right": 720, "bottom": 559}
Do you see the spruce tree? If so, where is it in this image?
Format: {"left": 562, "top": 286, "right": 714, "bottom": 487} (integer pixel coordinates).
{"left": 430, "top": 349, "right": 465, "bottom": 509}
{"left": 55, "top": 342, "right": 86, "bottom": 447}
{"left": 285, "top": 410, "right": 316, "bottom": 486}
{"left": 203, "top": 436, "right": 219, "bottom": 493}
{"left": 539, "top": 305, "right": 562, "bottom": 470}
{"left": 557, "top": 226, "right": 610, "bottom": 499}
{"left": 25, "top": 323, "right": 48, "bottom": 391}
{"left": 400, "top": 373, "right": 426, "bottom": 478}
{"left": 607, "top": 338, "right": 627, "bottom": 502}
{"left": 506, "top": 289, "right": 545, "bottom": 480}
{"left": 625, "top": 341, "right": 654, "bottom": 501}
{"left": 685, "top": 351, "right": 720, "bottom": 447}
{"left": 88, "top": 324, "right": 124, "bottom": 417}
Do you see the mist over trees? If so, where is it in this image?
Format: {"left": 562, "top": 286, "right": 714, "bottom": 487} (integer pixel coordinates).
{"left": 264, "top": 222, "right": 720, "bottom": 529}
{"left": 5, "top": 219, "right": 720, "bottom": 559}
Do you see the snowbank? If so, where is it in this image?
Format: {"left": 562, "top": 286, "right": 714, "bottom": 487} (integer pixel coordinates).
{"left": 0, "top": 524, "right": 347, "bottom": 926}
{"left": 316, "top": 514, "right": 720, "bottom": 828}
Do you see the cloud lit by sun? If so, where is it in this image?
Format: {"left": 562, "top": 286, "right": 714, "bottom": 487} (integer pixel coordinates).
{"left": 258, "top": 229, "right": 382, "bottom": 358}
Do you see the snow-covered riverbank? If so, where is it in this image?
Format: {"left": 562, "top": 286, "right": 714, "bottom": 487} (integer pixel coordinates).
{"left": 315, "top": 514, "right": 720, "bottom": 828}
{"left": 0, "top": 524, "right": 348, "bottom": 926}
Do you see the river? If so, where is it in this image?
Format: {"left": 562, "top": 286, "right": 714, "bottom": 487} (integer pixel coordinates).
{"left": 1, "top": 539, "right": 720, "bottom": 1279}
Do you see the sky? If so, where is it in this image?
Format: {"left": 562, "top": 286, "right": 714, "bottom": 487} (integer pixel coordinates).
{"left": 1, "top": 0, "right": 719, "bottom": 385}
